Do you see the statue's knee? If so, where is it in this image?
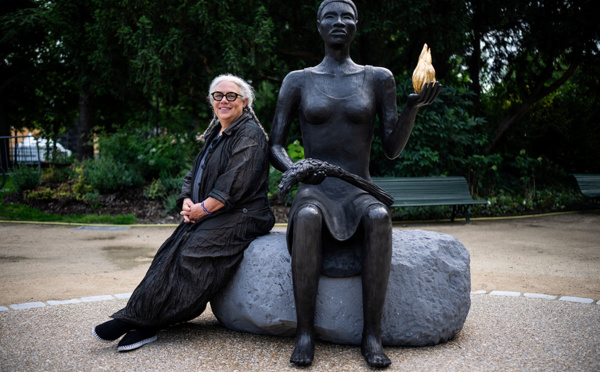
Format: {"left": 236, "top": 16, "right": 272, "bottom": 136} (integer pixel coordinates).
{"left": 365, "top": 205, "right": 390, "bottom": 224}
{"left": 295, "top": 204, "right": 322, "bottom": 226}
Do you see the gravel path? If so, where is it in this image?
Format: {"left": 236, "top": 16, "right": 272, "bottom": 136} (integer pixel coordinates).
{"left": 1, "top": 294, "right": 599, "bottom": 371}
{"left": 1, "top": 213, "right": 599, "bottom": 370}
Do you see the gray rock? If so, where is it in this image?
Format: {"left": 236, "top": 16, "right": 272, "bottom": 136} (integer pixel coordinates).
{"left": 211, "top": 229, "right": 470, "bottom": 346}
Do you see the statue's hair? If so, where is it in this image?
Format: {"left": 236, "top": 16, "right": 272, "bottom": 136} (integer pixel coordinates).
{"left": 199, "top": 74, "right": 268, "bottom": 142}
{"left": 317, "top": 0, "right": 358, "bottom": 20}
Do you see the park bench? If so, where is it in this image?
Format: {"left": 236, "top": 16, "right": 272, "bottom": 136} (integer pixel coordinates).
{"left": 572, "top": 174, "right": 600, "bottom": 211}
{"left": 372, "top": 176, "right": 489, "bottom": 224}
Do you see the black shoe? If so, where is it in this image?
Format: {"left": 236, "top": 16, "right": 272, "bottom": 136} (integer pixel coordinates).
{"left": 117, "top": 329, "right": 158, "bottom": 352}
{"left": 92, "top": 319, "right": 133, "bottom": 343}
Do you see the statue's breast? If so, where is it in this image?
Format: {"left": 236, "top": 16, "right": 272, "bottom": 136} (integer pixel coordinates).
{"left": 301, "top": 70, "right": 375, "bottom": 126}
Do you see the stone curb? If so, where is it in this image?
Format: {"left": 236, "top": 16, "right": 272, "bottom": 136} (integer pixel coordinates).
{"left": 2, "top": 291, "right": 598, "bottom": 312}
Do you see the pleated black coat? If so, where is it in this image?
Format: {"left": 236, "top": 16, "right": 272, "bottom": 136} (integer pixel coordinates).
{"left": 112, "top": 112, "right": 275, "bottom": 327}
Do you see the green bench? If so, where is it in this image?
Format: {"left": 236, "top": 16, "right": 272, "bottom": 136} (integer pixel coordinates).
{"left": 372, "top": 176, "right": 489, "bottom": 224}
{"left": 572, "top": 174, "right": 600, "bottom": 211}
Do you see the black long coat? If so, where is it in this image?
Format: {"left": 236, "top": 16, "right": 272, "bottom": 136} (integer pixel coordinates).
{"left": 112, "top": 112, "right": 274, "bottom": 327}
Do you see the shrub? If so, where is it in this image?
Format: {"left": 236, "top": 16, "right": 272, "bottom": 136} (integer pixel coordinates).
{"left": 95, "top": 128, "right": 197, "bottom": 182}
{"left": 159, "top": 170, "right": 184, "bottom": 194}
{"left": 11, "top": 166, "right": 41, "bottom": 191}
{"left": 41, "top": 165, "right": 74, "bottom": 184}
{"left": 23, "top": 186, "right": 54, "bottom": 200}
{"left": 144, "top": 178, "right": 166, "bottom": 200}
{"left": 162, "top": 194, "right": 180, "bottom": 214}
{"left": 84, "top": 157, "right": 144, "bottom": 193}
{"left": 22, "top": 183, "right": 74, "bottom": 201}
{"left": 72, "top": 163, "right": 94, "bottom": 201}
{"left": 370, "top": 83, "right": 489, "bottom": 179}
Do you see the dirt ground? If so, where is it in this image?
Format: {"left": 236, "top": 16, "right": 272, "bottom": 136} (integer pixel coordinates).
{"left": 1, "top": 212, "right": 599, "bottom": 306}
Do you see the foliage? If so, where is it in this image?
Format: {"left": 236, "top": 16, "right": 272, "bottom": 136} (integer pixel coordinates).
{"left": 84, "top": 157, "right": 144, "bottom": 194}
{"left": 23, "top": 184, "right": 71, "bottom": 200}
{"left": 388, "top": 186, "right": 582, "bottom": 222}
{"left": 0, "top": 202, "right": 136, "bottom": 224}
{"left": 144, "top": 178, "right": 166, "bottom": 200}
{"left": 479, "top": 188, "right": 581, "bottom": 217}
{"left": 286, "top": 140, "right": 305, "bottom": 162}
{"left": 464, "top": 153, "right": 502, "bottom": 198}
{"left": 144, "top": 171, "right": 184, "bottom": 214}
{"left": 162, "top": 194, "right": 180, "bottom": 214}
{"left": 0, "top": 175, "right": 16, "bottom": 196}
{"left": 370, "top": 83, "right": 489, "bottom": 181}
{"left": 81, "top": 126, "right": 196, "bottom": 194}
{"left": 511, "top": 149, "right": 543, "bottom": 202}
{"left": 71, "top": 163, "right": 95, "bottom": 202}
{"left": 0, "top": 0, "right": 55, "bottom": 139}
{"left": 468, "top": 0, "right": 600, "bottom": 152}
{"left": 3, "top": 0, "right": 599, "bottom": 218}
{"left": 41, "top": 165, "right": 73, "bottom": 184}
{"left": 268, "top": 140, "right": 305, "bottom": 204}
{"left": 11, "top": 166, "right": 41, "bottom": 192}
{"left": 503, "top": 64, "right": 600, "bottom": 174}
{"left": 94, "top": 128, "right": 196, "bottom": 181}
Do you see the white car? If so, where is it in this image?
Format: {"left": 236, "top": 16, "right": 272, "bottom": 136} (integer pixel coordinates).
{"left": 15, "top": 134, "right": 72, "bottom": 163}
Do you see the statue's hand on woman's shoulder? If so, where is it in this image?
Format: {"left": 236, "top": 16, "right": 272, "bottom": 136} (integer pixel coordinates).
{"left": 407, "top": 81, "right": 442, "bottom": 108}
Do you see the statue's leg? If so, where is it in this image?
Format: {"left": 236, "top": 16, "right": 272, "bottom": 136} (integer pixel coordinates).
{"left": 290, "top": 204, "right": 323, "bottom": 366}
{"left": 361, "top": 204, "right": 392, "bottom": 368}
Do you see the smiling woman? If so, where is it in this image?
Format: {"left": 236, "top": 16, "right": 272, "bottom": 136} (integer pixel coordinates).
{"left": 91, "top": 74, "right": 274, "bottom": 353}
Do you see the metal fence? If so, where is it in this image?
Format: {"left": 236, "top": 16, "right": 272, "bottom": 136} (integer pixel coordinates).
{"left": 0, "top": 135, "right": 43, "bottom": 167}
{"left": 0, "top": 135, "right": 42, "bottom": 189}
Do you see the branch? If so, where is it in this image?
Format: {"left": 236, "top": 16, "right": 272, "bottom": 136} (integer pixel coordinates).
{"left": 486, "top": 62, "right": 579, "bottom": 153}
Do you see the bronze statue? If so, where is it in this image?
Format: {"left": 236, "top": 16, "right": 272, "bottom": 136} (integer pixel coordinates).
{"left": 269, "top": 0, "right": 441, "bottom": 367}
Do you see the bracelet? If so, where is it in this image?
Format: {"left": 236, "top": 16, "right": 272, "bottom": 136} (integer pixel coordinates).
{"left": 201, "top": 201, "right": 212, "bottom": 215}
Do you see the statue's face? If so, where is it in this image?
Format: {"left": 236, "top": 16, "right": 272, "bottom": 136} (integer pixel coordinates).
{"left": 317, "top": 2, "right": 357, "bottom": 46}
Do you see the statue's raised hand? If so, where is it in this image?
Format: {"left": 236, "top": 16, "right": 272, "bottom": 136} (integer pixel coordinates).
{"left": 407, "top": 81, "right": 442, "bottom": 108}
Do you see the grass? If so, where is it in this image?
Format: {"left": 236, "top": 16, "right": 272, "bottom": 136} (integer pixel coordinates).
{"left": 1, "top": 176, "right": 137, "bottom": 224}
{"left": 0, "top": 202, "right": 137, "bottom": 224}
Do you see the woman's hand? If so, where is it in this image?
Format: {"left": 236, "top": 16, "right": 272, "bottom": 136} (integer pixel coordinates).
{"left": 181, "top": 201, "right": 201, "bottom": 223}
{"left": 406, "top": 81, "right": 442, "bottom": 109}
{"left": 180, "top": 197, "right": 224, "bottom": 223}
{"left": 181, "top": 198, "right": 195, "bottom": 223}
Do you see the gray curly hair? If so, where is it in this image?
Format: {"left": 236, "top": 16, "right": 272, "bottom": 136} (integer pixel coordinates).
{"left": 198, "top": 74, "right": 268, "bottom": 142}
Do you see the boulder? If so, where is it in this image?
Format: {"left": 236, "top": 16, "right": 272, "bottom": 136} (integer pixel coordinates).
{"left": 211, "top": 229, "right": 470, "bottom": 346}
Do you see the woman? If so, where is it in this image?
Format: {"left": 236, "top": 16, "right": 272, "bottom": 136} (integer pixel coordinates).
{"left": 270, "top": 0, "right": 440, "bottom": 368}
{"left": 93, "top": 74, "right": 275, "bottom": 352}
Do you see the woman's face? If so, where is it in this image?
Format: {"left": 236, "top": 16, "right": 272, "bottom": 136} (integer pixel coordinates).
{"left": 211, "top": 80, "right": 248, "bottom": 128}
{"left": 317, "top": 2, "right": 357, "bottom": 46}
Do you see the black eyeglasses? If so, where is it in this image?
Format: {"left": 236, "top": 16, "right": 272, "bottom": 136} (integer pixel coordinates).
{"left": 211, "top": 92, "right": 242, "bottom": 102}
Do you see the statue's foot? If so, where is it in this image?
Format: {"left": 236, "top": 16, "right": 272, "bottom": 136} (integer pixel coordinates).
{"left": 290, "top": 333, "right": 314, "bottom": 366}
{"left": 361, "top": 335, "right": 391, "bottom": 368}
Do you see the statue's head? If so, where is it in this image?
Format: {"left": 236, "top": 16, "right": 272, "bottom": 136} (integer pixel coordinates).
{"left": 317, "top": 0, "right": 358, "bottom": 21}
{"left": 317, "top": 0, "right": 358, "bottom": 46}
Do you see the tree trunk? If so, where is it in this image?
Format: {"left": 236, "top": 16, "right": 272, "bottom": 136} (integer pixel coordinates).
{"left": 467, "top": 2, "right": 483, "bottom": 113}
{"left": 76, "top": 91, "right": 95, "bottom": 161}
{"left": 468, "top": 31, "right": 482, "bottom": 113}
{"left": 485, "top": 102, "right": 533, "bottom": 154}
{"left": 485, "top": 63, "right": 579, "bottom": 154}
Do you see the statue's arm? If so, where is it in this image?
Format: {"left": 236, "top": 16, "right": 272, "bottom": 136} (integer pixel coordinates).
{"left": 269, "top": 71, "right": 303, "bottom": 173}
{"left": 375, "top": 68, "right": 441, "bottom": 159}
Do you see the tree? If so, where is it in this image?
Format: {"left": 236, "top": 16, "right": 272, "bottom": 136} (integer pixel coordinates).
{"left": 464, "top": 0, "right": 600, "bottom": 153}
{"left": 45, "top": 0, "right": 106, "bottom": 160}
{"left": 0, "top": 0, "right": 53, "bottom": 168}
